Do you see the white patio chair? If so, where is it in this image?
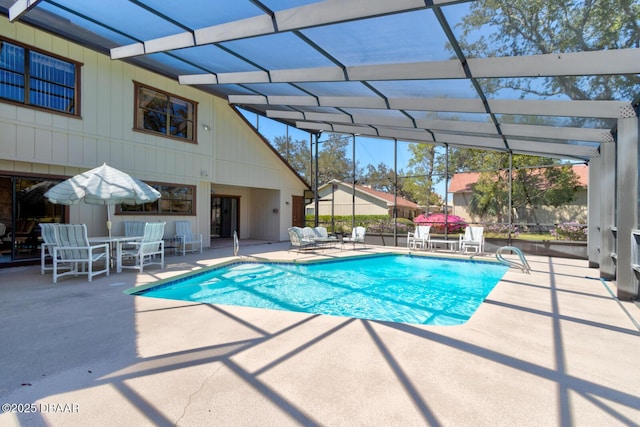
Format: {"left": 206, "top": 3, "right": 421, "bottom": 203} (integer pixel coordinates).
{"left": 124, "top": 221, "right": 146, "bottom": 237}
{"left": 52, "top": 224, "right": 109, "bottom": 283}
{"left": 407, "top": 225, "right": 431, "bottom": 250}
{"left": 121, "top": 222, "right": 166, "bottom": 272}
{"left": 175, "top": 221, "right": 203, "bottom": 256}
{"left": 343, "top": 226, "right": 367, "bottom": 249}
{"left": 459, "top": 226, "right": 485, "bottom": 254}
{"left": 40, "top": 223, "right": 64, "bottom": 275}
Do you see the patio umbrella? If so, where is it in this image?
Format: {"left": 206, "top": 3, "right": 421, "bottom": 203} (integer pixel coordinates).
{"left": 44, "top": 163, "right": 161, "bottom": 238}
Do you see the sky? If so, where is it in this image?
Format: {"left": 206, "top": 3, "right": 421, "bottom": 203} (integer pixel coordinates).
{"left": 239, "top": 109, "right": 450, "bottom": 201}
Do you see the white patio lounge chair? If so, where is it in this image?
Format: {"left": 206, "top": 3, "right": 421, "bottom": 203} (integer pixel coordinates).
{"left": 121, "top": 222, "right": 166, "bottom": 272}
{"left": 175, "top": 221, "right": 203, "bottom": 256}
{"left": 407, "top": 225, "right": 431, "bottom": 250}
{"left": 459, "top": 226, "right": 485, "bottom": 254}
{"left": 52, "top": 224, "right": 109, "bottom": 283}
{"left": 343, "top": 226, "right": 366, "bottom": 249}
{"left": 288, "top": 227, "right": 315, "bottom": 252}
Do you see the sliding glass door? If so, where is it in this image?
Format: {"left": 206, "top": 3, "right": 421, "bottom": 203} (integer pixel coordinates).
{"left": 211, "top": 196, "right": 239, "bottom": 239}
{"left": 0, "top": 176, "right": 64, "bottom": 263}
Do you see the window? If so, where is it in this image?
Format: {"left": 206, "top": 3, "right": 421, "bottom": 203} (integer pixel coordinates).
{"left": 0, "top": 39, "right": 79, "bottom": 114}
{"left": 118, "top": 183, "right": 195, "bottom": 215}
{"left": 134, "top": 82, "right": 197, "bottom": 142}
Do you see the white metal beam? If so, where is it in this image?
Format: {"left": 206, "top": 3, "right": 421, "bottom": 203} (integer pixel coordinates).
{"left": 145, "top": 32, "right": 195, "bottom": 54}
{"left": 431, "top": 132, "right": 506, "bottom": 150}
{"left": 501, "top": 123, "right": 611, "bottom": 143}
{"left": 295, "top": 121, "right": 334, "bottom": 132}
{"left": 266, "top": 110, "right": 305, "bottom": 120}
{"left": 292, "top": 120, "right": 597, "bottom": 159}
{"left": 390, "top": 97, "right": 487, "bottom": 113}
{"left": 507, "top": 139, "right": 599, "bottom": 159}
{"left": 230, "top": 95, "right": 628, "bottom": 120}
{"left": 489, "top": 99, "right": 628, "bottom": 119}
{"left": 468, "top": 49, "right": 640, "bottom": 78}
{"left": 111, "top": 0, "right": 467, "bottom": 59}
{"left": 8, "top": 0, "right": 41, "bottom": 21}
{"left": 179, "top": 48, "right": 640, "bottom": 84}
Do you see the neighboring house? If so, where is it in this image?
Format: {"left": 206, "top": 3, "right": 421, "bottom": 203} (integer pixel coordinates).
{"left": 307, "top": 180, "right": 420, "bottom": 219}
{"left": 0, "top": 16, "right": 308, "bottom": 265}
{"left": 448, "top": 164, "right": 588, "bottom": 225}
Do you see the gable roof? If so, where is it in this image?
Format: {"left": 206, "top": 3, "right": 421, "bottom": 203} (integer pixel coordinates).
{"left": 449, "top": 164, "right": 588, "bottom": 193}
{"left": 319, "top": 180, "right": 419, "bottom": 209}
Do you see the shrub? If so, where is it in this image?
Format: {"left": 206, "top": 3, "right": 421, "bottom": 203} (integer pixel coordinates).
{"left": 368, "top": 221, "right": 410, "bottom": 234}
{"left": 485, "top": 223, "right": 520, "bottom": 238}
{"left": 416, "top": 213, "right": 466, "bottom": 234}
{"left": 551, "top": 222, "right": 587, "bottom": 241}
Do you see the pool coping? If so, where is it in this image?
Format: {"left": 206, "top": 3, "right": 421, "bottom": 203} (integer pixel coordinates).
{"left": 124, "top": 250, "right": 506, "bottom": 296}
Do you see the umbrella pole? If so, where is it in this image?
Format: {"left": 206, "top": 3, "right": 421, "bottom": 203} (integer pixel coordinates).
{"left": 107, "top": 206, "right": 112, "bottom": 239}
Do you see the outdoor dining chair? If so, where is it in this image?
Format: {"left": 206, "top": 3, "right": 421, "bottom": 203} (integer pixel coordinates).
{"left": 121, "top": 222, "right": 166, "bottom": 272}
{"left": 40, "top": 223, "right": 61, "bottom": 275}
{"left": 52, "top": 224, "right": 109, "bottom": 283}
{"left": 175, "top": 221, "right": 203, "bottom": 256}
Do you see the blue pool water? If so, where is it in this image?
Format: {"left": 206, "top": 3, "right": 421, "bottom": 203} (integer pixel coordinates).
{"left": 133, "top": 254, "right": 508, "bottom": 325}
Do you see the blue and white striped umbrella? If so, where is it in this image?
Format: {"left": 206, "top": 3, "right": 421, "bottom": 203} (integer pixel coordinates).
{"left": 44, "top": 163, "right": 161, "bottom": 236}
{"left": 44, "top": 163, "right": 160, "bottom": 206}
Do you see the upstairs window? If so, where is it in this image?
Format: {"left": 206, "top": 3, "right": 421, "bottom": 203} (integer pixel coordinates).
{"left": 134, "top": 82, "right": 197, "bottom": 142}
{"left": 0, "top": 39, "right": 79, "bottom": 115}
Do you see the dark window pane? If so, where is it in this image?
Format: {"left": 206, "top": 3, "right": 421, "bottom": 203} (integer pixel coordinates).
{"left": 0, "top": 70, "right": 25, "bottom": 102}
{"left": 170, "top": 117, "right": 192, "bottom": 138}
{"left": 170, "top": 97, "right": 192, "bottom": 119}
{"left": 30, "top": 78, "right": 75, "bottom": 112}
{"left": 29, "top": 51, "right": 75, "bottom": 86}
{"left": 0, "top": 42, "right": 25, "bottom": 73}
{"left": 143, "top": 110, "right": 167, "bottom": 133}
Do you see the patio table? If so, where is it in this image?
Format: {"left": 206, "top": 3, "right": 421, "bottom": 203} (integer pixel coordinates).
{"left": 314, "top": 237, "right": 339, "bottom": 249}
{"left": 428, "top": 238, "right": 458, "bottom": 252}
{"left": 88, "top": 235, "right": 142, "bottom": 273}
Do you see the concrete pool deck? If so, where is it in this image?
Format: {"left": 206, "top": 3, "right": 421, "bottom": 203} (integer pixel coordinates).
{"left": 1, "top": 242, "right": 639, "bottom": 426}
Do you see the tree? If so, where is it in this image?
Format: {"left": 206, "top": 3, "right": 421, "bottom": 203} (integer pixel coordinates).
{"left": 360, "top": 163, "right": 415, "bottom": 201}
{"left": 271, "top": 132, "right": 360, "bottom": 186}
{"left": 404, "top": 143, "right": 442, "bottom": 208}
{"left": 456, "top": 0, "right": 639, "bottom": 101}
{"left": 271, "top": 135, "right": 311, "bottom": 181}
{"left": 316, "top": 133, "right": 359, "bottom": 185}
{"left": 467, "top": 155, "right": 581, "bottom": 223}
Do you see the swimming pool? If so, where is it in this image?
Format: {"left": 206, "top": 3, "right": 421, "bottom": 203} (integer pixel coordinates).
{"left": 130, "top": 254, "right": 508, "bottom": 326}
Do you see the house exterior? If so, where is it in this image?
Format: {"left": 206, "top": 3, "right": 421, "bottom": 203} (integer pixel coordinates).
{"left": 0, "top": 16, "right": 308, "bottom": 265}
{"left": 448, "top": 164, "right": 589, "bottom": 225}
{"left": 307, "top": 180, "right": 420, "bottom": 219}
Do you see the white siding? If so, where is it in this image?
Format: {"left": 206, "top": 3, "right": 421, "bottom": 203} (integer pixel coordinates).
{"left": 0, "top": 17, "right": 307, "bottom": 243}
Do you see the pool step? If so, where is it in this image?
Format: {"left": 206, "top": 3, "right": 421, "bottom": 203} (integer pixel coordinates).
{"left": 496, "top": 246, "right": 531, "bottom": 274}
